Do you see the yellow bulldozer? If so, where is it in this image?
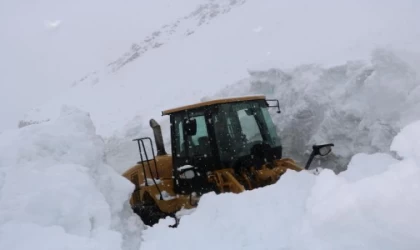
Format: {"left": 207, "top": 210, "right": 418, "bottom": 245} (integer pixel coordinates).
{"left": 122, "top": 95, "right": 333, "bottom": 227}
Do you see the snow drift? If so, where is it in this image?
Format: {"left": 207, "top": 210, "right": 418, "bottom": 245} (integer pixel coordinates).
{"left": 140, "top": 119, "right": 420, "bottom": 250}
{"left": 0, "top": 106, "right": 143, "bottom": 250}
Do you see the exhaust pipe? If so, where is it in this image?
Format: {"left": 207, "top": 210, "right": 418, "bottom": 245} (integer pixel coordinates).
{"left": 149, "top": 118, "right": 167, "bottom": 156}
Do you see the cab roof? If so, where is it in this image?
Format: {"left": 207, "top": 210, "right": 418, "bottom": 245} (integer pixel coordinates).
{"left": 161, "top": 95, "right": 266, "bottom": 115}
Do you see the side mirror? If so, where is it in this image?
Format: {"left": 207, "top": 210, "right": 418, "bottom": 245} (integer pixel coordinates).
{"left": 313, "top": 143, "right": 334, "bottom": 156}
{"left": 304, "top": 143, "right": 334, "bottom": 170}
{"left": 183, "top": 118, "right": 197, "bottom": 136}
{"left": 266, "top": 99, "right": 281, "bottom": 113}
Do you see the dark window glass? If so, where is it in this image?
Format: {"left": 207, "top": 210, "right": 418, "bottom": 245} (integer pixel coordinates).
{"left": 212, "top": 100, "right": 281, "bottom": 162}
{"left": 173, "top": 112, "right": 212, "bottom": 158}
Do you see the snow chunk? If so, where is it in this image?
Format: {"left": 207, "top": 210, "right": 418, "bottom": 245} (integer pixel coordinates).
{"left": 0, "top": 106, "right": 143, "bottom": 250}
{"left": 141, "top": 178, "right": 161, "bottom": 186}
{"left": 157, "top": 191, "right": 176, "bottom": 201}
{"left": 177, "top": 165, "right": 194, "bottom": 171}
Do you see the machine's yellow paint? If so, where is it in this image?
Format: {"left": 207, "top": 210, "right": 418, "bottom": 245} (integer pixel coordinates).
{"left": 122, "top": 155, "right": 197, "bottom": 214}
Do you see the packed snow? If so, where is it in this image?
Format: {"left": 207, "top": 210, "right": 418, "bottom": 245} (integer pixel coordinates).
{"left": 0, "top": 106, "right": 143, "bottom": 250}
{"left": 141, "top": 119, "right": 420, "bottom": 250}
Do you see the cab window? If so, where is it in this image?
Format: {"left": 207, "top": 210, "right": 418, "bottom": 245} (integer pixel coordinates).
{"left": 173, "top": 113, "right": 212, "bottom": 157}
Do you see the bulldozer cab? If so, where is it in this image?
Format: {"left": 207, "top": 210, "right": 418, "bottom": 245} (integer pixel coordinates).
{"left": 163, "top": 96, "right": 283, "bottom": 195}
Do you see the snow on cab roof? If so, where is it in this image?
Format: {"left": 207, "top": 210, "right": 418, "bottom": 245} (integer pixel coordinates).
{"left": 161, "top": 95, "right": 266, "bottom": 115}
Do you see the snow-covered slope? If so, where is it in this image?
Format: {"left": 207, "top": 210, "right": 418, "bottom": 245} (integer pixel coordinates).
{"left": 0, "top": 0, "right": 200, "bottom": 131}
{"left": 20, "top": 0, "right": 420, "bottom": 131}
{"left": 0, "top": 106, "right": 143, "bottom": 250}
{"left": 141, "top": 119, "right": 420, "bottom": 250}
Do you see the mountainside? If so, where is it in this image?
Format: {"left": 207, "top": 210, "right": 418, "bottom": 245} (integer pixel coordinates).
{"left": 0, "top": 0, "right": 201, "bottom": 131}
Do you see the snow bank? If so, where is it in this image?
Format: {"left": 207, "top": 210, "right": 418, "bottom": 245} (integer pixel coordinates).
{"left": 140, "top": 120, "right": 420, "bottom": 250}
{"left": 0, "top": 106, "right": 143, "bottom": 250}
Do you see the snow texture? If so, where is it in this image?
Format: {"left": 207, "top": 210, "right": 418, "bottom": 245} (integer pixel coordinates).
{"left": 141, "top": 119, "right": 420, "bottom": 250}
{"left": 0, "top": 106, "right": 143, "bottom": 250}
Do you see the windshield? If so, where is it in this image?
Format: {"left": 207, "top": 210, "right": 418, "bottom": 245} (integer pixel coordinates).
{"left": 212, "top": 100, "right": 281, "bottom": 162}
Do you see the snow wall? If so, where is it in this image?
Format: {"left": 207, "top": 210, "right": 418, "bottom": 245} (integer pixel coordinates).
{"left": 140, "top": 119, "right": 420, "bottom": 250}
{"left": 203, "top": 48, "right": 420, "bottom": 172}
{"left": 0, "top": 106, "right": 143, "bottom": 250}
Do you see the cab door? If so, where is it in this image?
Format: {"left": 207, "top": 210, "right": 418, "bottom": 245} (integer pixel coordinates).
{"left": 171, "top": 109, "right": 217, "bottom": 195}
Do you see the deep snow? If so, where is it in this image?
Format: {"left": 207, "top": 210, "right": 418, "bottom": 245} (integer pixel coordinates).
{"left": 140, "top": 119, "right": 420, "bottom": 250}
{"left": 0, "top": 107, "right": 143, "bottom": 250}
{"left": 1, "top": 106, "right": 419, "bottom": 250}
